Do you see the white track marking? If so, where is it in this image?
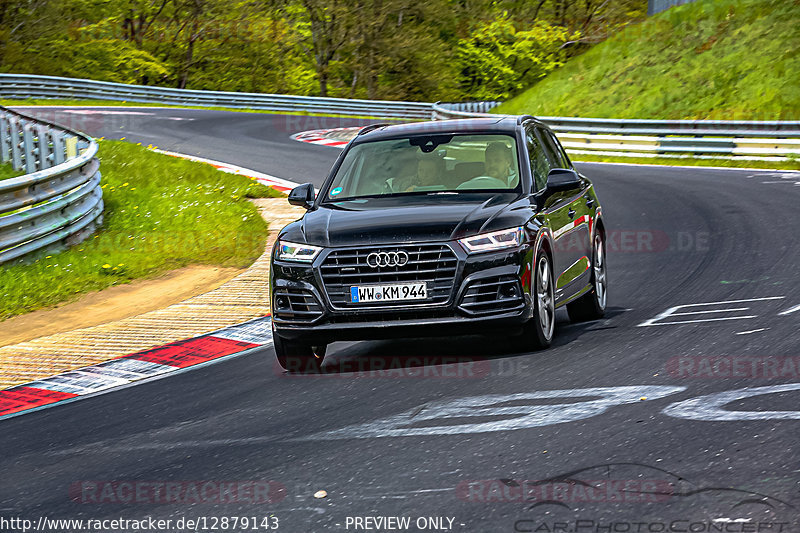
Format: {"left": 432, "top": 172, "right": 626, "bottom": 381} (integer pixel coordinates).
{"left": 150, "top": 148, "right": 301, "bottom": 191}
{"left": 669, "top": 307, "right": 750, "bottom": 316}
{"left": 644, "top": 316, "right": 758, "bottom": 326}
{"left": 301, "top": 386, "right": 686, "bottom": 439}
{"left": 637, "top": 296, "right": 785, "bottom": 327}
{"left": 735, "top": 328, "right": 769, "bottom": 335}
{"left": 778, "top": 304, "right": 800, "bottom": 316}
{"left": 27, "top": 371, "right": 131, "bottom": 395}
{"left": 213, "top": 317, "right": 274, "bottom": 345}
{"left": 56, "top": 110, "right": 155, "bottom": 116}
{"left": 663, "top": 384, "right": 800, "bottom": 421}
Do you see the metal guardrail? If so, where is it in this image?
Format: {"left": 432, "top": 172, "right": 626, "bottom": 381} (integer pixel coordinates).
{"left": 433, "top": 102, "right": 800, "bottom": 162}
{"left": 0, "top": 74, "right": 433, "bottom": 120}
{"left": 0, "top": 105, "right": 103, "bottom": 265}
{"left": 3, "top": 74, "right": 798, "bottom": 161}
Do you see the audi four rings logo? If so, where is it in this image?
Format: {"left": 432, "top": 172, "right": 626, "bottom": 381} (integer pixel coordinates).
{"left": 367, "top": 251, "right": 409, "bottom": 268}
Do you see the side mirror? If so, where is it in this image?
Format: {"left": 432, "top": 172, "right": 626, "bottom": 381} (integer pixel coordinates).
{"left": 546, "top": 168, "right": 581, "bottom": 192}
{"left": 288, "top": 183, "right": 315, "bottom": 209}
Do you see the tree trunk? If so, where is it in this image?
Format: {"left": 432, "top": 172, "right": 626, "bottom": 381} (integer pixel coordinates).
{"left": 366, "top": 47, "right": 376, "bottom": 100}
{"left": 179, "top": 19, "right": 199, "bottom": 89}
{"left": 318, "top": 66, "right": 328, "bottom": 97}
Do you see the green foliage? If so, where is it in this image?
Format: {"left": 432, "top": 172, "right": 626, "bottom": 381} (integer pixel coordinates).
{"left": 496, "top": 0, "right": 800, "bottom": 120}
{"left": 0, "top": 0, "right": 643, "bottom": 102}
{"left": 0, "top": 140, "right": 277, "bottom": 320}
{"left": 0, "top": 162, "right": 23, "bottom": 181}
{"left": 65, "top": 39, "right": 170, "bottom": 83}
{"left": 458, "top": 17, "right": 576, "bottom": 100}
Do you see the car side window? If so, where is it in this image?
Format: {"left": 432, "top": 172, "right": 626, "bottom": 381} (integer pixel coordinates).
{"left": 536, "top": 127, "right": 566, "bottom": 169}
{"left": 546, "top": 130, "right": 572, "bottom": 169}
{"left": 525, "top": 127, "right": 550, "bottom": 192}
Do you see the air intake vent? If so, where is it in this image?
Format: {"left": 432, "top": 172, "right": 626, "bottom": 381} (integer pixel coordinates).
{"left": 459, "top": 276, "right": 524, "bottom": 316}
{"left": 273, "top": 287, "right": 323, "bottom": 322}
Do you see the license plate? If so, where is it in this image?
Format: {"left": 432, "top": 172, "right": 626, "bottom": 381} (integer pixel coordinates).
{"left": 350, "top": 282, "right": 427, "bottom": 303}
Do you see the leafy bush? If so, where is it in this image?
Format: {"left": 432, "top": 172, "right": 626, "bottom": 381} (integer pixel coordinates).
{"left": 458, "top": 17, "right": 576, "bottom": 101}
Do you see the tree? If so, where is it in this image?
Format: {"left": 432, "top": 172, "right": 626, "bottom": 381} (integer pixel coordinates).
{"left": 457, "top": 16, "right": 575, "bottom": 100}
{"left": 295, "top": 0, "right": 354, "bottom": 97}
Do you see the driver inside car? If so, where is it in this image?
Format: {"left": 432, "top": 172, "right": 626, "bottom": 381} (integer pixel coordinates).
{"left": 484, "top": 141, "right": 518, "bottom": 187}
{"left": 393, "top": 155, "right": 446, "bottom": 192}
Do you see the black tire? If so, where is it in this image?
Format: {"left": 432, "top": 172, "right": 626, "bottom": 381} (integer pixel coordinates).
{"left": 514, "top": 249, "right": 555, "bottom": 350}
{"left": 567, "top": 231, "right": 607, "bottom": 322}
{"left": 273, "top": 326, "right": 327, "bottom": 373}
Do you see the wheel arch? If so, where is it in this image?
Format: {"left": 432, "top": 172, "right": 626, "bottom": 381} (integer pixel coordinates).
{"left": 593, "top": 211, "right": 606, "bottom": 244}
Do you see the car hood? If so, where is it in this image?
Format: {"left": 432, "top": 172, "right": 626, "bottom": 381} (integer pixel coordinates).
{"left": 280, "top": 194, "right": 534, "bottom": 247}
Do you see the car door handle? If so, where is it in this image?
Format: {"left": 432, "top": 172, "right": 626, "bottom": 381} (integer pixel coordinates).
{"left": 567, "top": 208, "right": 576, "bottom": 219}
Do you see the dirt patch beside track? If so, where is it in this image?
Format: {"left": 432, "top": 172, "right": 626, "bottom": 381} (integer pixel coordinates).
{"left": 0, "top": 198, "right": 304, "bottom": 389}
{"left": 0, "top": 265, "right": 243, "bottom": 348}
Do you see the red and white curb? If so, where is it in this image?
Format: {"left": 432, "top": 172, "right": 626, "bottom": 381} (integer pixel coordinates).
{"left": 151, "top": 149, "right": 302, "bottom": 192}
{"left": 291, "top": 127, "right": 360, "bottom": 149}
{"left": 0, "top": 317, "right": 274, "bottom": 421}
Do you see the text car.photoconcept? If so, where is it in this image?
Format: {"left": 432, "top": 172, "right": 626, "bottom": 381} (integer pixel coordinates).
{"left": 270, "top": 117, "right": 607, "bottom": 371}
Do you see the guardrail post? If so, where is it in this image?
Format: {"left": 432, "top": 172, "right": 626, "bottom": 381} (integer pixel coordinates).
{"left": 0, "top": 113, "right": 10, "bottom": 164}
{"left": 23, "top": 122, "right": 38, "bottom": 173}
{"left": 52, "top": 132, "right": 66, "bottom": 165}
{"left": 9, "top": 116, "right": 23, "bottom": 171}
{"left": 37, "top": 124, "right": 53, "bottom": 169}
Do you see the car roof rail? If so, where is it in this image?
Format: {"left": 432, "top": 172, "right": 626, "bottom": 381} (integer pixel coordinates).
{"left": 357, "top": 123, "right": 391, "bottom": 136}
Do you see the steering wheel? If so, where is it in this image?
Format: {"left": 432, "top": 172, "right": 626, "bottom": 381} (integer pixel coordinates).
{"left": 456, "top": 176, "right": 508, "bottom": 190}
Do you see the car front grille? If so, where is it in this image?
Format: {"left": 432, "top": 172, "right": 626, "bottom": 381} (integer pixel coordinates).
{"left": 458, "top": 275, "right": 525, "bottom": 316}
{"left": 320, "top": 244, "right": 458, "bottom": 308}
{"left": 273, "top": 287, "right": 323, "bottom": 322}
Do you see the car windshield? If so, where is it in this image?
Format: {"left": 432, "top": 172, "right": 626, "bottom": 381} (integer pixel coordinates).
{"left": 323, "top": 134, "right": 520, "bottom": 202}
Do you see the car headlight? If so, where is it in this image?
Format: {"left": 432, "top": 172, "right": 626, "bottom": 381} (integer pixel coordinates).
{"left": 275, "top": 240, "right": 322, "bottom": 262}
{"left": 458, "top": 227, "right": 525, "bottom": 254}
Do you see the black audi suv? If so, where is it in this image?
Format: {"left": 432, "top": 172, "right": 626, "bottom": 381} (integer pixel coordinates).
{"left": 270, "top": 117, "right": 607, "bottom": 371}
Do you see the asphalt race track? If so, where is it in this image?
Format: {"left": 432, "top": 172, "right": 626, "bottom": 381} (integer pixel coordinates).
{"left": 2, "top": 108, "right": 799, "bottom": 532}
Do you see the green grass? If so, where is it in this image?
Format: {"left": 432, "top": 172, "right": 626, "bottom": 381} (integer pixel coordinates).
{"left": 495, "top": 0, "right": 800, "bottom": 120}
{"left": 571, "top": 153, "right": 800, "bottom": 171}
{"left": 0, "top": 162, "right": 23, "bottom": 181}
{"left": 0, "top": 140, "right": 284, "bottom": 320}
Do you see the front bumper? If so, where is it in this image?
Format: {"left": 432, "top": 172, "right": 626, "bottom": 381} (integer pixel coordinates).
{"left": 270, "top": 242, "right": 534, "bottom": 343}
